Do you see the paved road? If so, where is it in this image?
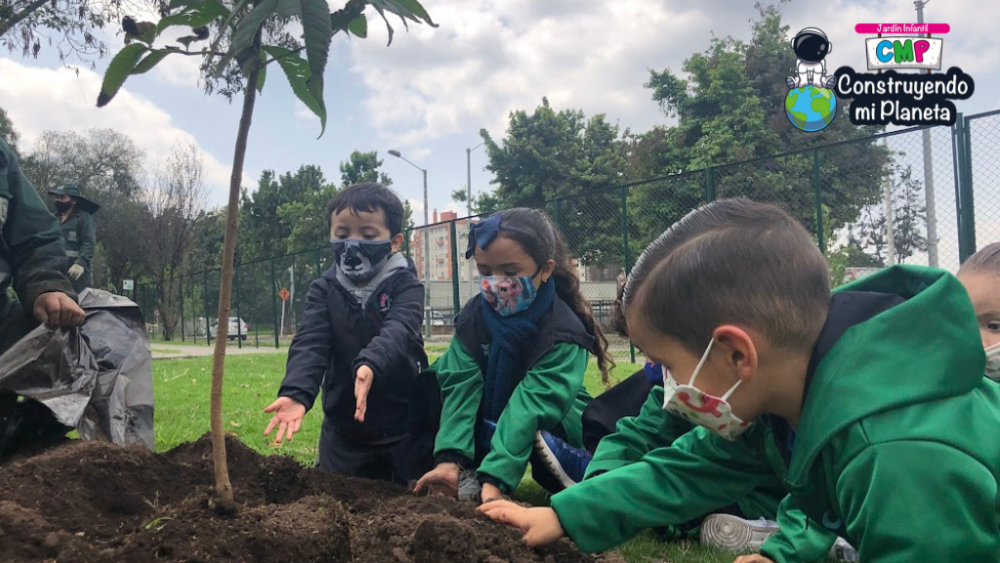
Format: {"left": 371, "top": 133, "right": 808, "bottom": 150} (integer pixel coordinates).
{"left": 151, "top": 342, "right": 287, "bottom": 360}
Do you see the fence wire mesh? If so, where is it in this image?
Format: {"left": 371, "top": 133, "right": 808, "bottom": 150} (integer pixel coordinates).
{"left": 137, "top": 115, "right": 996, "bottom": 360}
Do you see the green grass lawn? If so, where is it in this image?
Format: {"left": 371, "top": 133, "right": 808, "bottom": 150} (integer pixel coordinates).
{"left": 152, "top": 352, "right": 742, "bottom": 563}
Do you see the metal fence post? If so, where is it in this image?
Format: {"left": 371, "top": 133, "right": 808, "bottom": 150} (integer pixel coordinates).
{"left": 270, "top": 258, "right": 280, "bottom": 348}
{"left": 179, "top": 277, "right": 185, "bottom": 342}
{"left": 952, "top": 115, "right": 966, "bottom": 261}
{"left": 621, "top": 185, "right": 635, "bottom": 364}
{"left": 450, "top": 219, "right": 460, "bottom": 316}
{"left": 202, "top": 270, "right": 210, "bottom": 346}
{"left": 961, "top": 114, "right": 977, "bottom": 260}
{"left": 814, "top": 150, "right": 825, "bottom": 254}
{"left": 705, "top": 167, "right": 716, "bottom": 203}
{"left": 954, "top": 113, "right": 977, "bottom": 263}
{"left": 403, "top": 228, "right": 411, "bottom": 258}
{"left": 235, "top": 263, "right": 242, "bottom": 349}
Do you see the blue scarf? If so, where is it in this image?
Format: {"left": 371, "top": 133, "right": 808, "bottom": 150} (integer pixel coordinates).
{"left": 480, "top": 278, "right": 556, "bottom": 421}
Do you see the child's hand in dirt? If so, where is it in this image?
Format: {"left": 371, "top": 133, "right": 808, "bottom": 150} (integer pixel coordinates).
{"left": 479, "top": 501, "right": 566, "bottom": 547}
{"left": 354, "top": 365, "right": 374, "bottom": 422}
{"left": 733, "top": 556, "right": 775, "bottom": 563}
{"left": 481, "top": 482, "right": 503, "bottom": 504}
{"left": 263, "top": 397, "right": 306, "bottom": 444}
{"left": 414, "top": 462, "right": 460, "bottom": 497}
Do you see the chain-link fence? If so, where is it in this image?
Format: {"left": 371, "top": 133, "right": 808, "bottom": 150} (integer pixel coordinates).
{"left": 136, "top": 111, "right": 997, "bottom": 361}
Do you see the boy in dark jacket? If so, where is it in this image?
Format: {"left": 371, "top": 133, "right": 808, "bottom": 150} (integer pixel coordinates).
{"left": 264, "top": 182, "right": 429, "bottom": 484}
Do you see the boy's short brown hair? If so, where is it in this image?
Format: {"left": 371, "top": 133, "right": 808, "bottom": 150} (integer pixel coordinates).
{"left": 623, "top": 198, "right": 831, "bottom": 353}
{"left": 327, "top": 182, "right": 405, "bottom": 236}
{"left": 958, "top": 243, "right": 1000, "bottom": 276}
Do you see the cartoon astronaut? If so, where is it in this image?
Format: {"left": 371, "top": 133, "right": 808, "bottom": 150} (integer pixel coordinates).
{"left": 786, "top": 27, "right": 837, "bottom": 90}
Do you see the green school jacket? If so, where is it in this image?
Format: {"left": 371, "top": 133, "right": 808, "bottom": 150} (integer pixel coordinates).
{"left": 584, "top": 385, "right": 836, "bottom": 561}
{"left": 433, "top": 339, "right": 592, "bottom": 493}
{"left": 552, "top": 266, "right": 1000, "bottom": 563}
{"left": 0, "top": 139, "right": 75, "bottom": 311}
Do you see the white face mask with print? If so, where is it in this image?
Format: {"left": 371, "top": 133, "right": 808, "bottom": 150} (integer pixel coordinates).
{"left": 661, "top": 339, "right": 753, "bottom": 441}
{"left": 985, "top": 342, "right": 1000, "bottom": 382}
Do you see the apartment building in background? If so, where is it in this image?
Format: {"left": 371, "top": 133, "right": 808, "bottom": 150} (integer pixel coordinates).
{"left": 412, "top": 210, "right": 478, "bottom": 282}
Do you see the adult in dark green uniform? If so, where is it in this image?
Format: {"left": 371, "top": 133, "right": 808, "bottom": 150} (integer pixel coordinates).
{"left": 0, "top": 138, "right": 86, "bottom": 458}
{"left": 48, "top": 185, "right": 98, "bottom": 294}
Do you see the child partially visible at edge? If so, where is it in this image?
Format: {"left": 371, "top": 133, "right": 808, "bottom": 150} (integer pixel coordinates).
{"left": 413, "top": 207, "right": 613, "bottom": 503}
{"left": 957, "top": 242, "right": 1000, "bottom": 377}
{"left": 480, "top": 198, "right": 1000, "bottom": 563}
{"left": 263, "top": 182, "right": 429, "bottom": 484}
{"left": 733, "top": 242, "right": 1000, "bottom": 563}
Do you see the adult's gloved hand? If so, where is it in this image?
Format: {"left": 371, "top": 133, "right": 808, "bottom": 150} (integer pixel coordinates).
{"left": 68, "top": 264, "right": 84, "bottom": 280}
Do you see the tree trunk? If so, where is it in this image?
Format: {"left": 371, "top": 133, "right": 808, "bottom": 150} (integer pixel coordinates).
{"left": 210, "top": 28, "right": 263, "bottom": 507}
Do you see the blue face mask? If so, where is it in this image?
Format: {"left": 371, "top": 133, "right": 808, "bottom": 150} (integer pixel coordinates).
{"left": 480, "top": 275, "right": 538, "bottom": 317}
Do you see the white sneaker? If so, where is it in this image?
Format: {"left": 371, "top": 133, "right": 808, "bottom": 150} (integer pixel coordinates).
{"left": 699, "top": 514, "right": 779, "bottom": 553}
{"left": 457, "top": 469, "right": 481, "bottom": 501}
{"left": 830, "top": 537, "right": 858, "bottom": 562}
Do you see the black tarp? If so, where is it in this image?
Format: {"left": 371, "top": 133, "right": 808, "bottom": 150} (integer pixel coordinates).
{"left": 0, "top": 288, "right": 154, "bottom": 452}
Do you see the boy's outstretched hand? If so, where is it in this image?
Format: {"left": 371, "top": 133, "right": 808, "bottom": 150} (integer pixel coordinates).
{"left": 734, "top": 556, "right": 775, "bottom": 563}
{"left": 354, "top": 365, "right": 374, "bottom": 422}
{"left": 478, "top": 501, "right": 566, "bottom": 547}
{"left": 263, "top": 397, "right": 306, "bottom": 444}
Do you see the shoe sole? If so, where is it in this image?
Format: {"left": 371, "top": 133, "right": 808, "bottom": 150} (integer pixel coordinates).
{"left": 532, "top": 433, "right": 576, "bottom": 489}
{"left": 699, "top": 514, "right": 778, "bottom": 553}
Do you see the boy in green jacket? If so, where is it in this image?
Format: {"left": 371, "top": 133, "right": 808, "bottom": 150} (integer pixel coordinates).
{"left": 482, "top": 199, "right": 1000, "bottom": 563}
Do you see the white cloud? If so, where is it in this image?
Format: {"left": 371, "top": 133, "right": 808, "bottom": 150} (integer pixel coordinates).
{"left": 344, "top": 0, "right": 1000, "bottom": 152}
{"left": 0, "top": 57, "right": 246, "bottom": 203}
{"left": 153, "top": 52, "right": 203, "bottom": 88}
{"left": 294, "top": 99, "right": 314, "bottom": 120}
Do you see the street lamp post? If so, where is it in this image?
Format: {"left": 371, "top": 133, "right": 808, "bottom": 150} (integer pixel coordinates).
{"left": 466, "top": 142, "right": 485, "bottom": 301}
{"left": 388, "top": 150, "right": 432, "bottom": 340}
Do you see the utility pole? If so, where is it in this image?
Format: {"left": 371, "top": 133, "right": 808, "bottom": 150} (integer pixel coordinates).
{"left": 915, "top": 0, "right": 938, "bottom": 267}
{"left": 389, "top": 150, "right": 433, "bottom": 340}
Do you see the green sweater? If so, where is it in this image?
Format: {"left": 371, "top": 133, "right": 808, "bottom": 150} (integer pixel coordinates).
{"left": 583, "top": 386, "right": 835, "bottom": 561}
{"left": 553, "top": 266, "right": 1000, "bottom": 563}
{"left": 434, "top": 338, "right": 592, "bottom": 493}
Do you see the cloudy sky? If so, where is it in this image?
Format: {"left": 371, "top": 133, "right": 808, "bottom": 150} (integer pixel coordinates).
{"left": 1, "top": 0, "right": 997, "bottom": 226}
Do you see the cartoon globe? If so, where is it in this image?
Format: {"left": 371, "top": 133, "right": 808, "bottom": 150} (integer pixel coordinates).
{"left": 785, "top": 85, "right": 837, "bottom": 132}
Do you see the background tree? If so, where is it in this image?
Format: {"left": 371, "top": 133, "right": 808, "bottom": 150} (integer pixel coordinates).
{"left": 481, "top": 97, "right": 627, "bottom": 271}
{"left": 451, "top": 188, "right": 502, "bottom": 217}
{"left": 0, "top": 0, "right": 149, "bottom": 63}
{"left": 137, "top": 142, "right": 206, "bottom": 341}
{"left": 853, "top": 164, "right": 928, "bottom": 265}
{"left": 276, "top": 165, "right": 337, "bottom": 252}
{"left": 19, "top": 128, "right": 146, "bottom": 289}
{"left": 97, "top": 0, "right": 436, "bottom": 505}
{"left": 0, "top": 106, "right": 19, "bottom": 152}
{"left": 339, "top": 149, "right": 391, "bottom": 186}
{"left": 626, "top": 5, "right": 890, "bottom": 254}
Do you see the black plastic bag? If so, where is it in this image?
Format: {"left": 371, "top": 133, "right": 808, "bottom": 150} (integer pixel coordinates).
{"left": 0, "top": 288, "right": 154, "bottom": 451}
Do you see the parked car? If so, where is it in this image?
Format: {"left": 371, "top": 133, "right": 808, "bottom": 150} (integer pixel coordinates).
{"left": 210, "top": 317, "right": 248, "bottom": 341}
{"left": 426, "top": 310, "right": 450, "bottom": 327}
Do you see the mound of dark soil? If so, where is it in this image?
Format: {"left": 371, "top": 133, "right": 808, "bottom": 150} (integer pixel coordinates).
{"left": 0, "top": 435, "right": 600, "bottom": 563}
